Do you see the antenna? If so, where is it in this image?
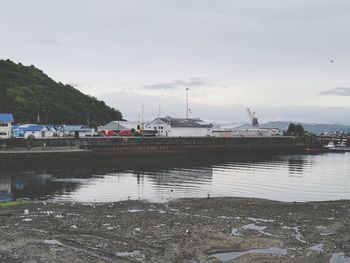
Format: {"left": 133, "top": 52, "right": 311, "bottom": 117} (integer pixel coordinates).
{"left": 158, "top": 104, "right": 161, "bottom": 118}
{"left": 87, "top": 112, "right": 90, "bottom": 127}
{"left": 185, "top": 88, "right": 189, "bottom": 119}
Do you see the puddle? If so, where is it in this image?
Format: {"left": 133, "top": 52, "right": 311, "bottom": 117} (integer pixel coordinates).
{"left": 231, "top": 228, "right": 241, "bottom": 236}
{"left": 282, "top": 226, "right": 306, "bottom": 243}
{"left": 44, "top": 239, "right": 64, "bottom": 246}
{"left": 115, "top": 251, "right": 145, "bottom": 262}
{"left": 247, "top": 217, "right": 275, "bottom": 223}
{"left": 321, "top": 232, "right": 335, "bottom": 236}
{"left": 242, "top": 223, "right": 272, "bottom": 236}
{"left": 330, "top": 253, "right": 350, "bottom": 263}
{"left": 309, "top": 244, "right": 324, "bottom": 253}
{"left": 127, "top": 209, "right": 145, "bottom": 213}
{"left": 212, "top": 247, "right": 287, "bottom": 262}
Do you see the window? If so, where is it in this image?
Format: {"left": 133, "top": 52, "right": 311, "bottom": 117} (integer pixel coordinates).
{"left": 0, "top": 123, "right": 8, "bottom": 127}
{"left": 0, "top": 132, "right": 7, "bottom": 135}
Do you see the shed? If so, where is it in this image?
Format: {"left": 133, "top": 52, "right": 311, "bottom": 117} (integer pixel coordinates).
{"left": 100, "top": 121, "right": 138, "bottom": 131}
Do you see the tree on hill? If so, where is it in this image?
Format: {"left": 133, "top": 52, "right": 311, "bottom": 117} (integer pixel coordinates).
{"left": 0, "top": 59, "right": 122, "bottom": 126}
{"left": 286, "top": 123, "right": 305, "bottom": 136}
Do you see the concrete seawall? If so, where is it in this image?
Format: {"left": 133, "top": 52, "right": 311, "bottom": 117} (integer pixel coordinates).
{"left": 0, "top": 136, "right": 306, "bottom": 165}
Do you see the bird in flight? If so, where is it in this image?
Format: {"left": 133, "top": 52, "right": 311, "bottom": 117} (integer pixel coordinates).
{"left": 330, "top": 59, "right": 335, "bottom": 63}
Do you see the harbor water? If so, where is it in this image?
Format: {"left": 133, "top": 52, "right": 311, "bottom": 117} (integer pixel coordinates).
{"left": 1, "top": 153, "right": 350, "bottom": 203}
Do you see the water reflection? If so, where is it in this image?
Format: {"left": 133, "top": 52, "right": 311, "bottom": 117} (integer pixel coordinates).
{"left": 0, "top": 153, "right": 350, "bottom": 202}
{"left": 288, "top": 159, "right": 306, "bottom": 176}
{"left": 0, "top": 172, "right": 12, "bottom": 201}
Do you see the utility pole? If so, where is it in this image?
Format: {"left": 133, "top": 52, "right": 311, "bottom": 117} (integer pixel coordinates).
{"left": 141, "top": 104, "right": 144, "bottom": 130}
{"left": 87, "top": 112, "right": 90, "bottom": 128}
{"left": 185, "top": 88, "right": 189, "bottom": 119}
{"left": 37, "top": 103, "right": 40, "bottom": 124}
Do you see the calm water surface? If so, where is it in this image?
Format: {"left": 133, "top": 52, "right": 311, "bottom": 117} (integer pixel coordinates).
{"left": 1, "top": 153, "right": 349, "bottom": 202}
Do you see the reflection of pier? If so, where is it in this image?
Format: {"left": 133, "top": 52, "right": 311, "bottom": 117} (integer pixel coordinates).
{"left": 146, "top": 168, "right": 213, "bottom": 188}
{"left": 0, "top": 154, "right": 282, "bottom": 201}
{"left": 0, "top": 172, "right": 13, "bottom": 201}
{"left": 0, "top": 168, "right": 88, "bottom": 201}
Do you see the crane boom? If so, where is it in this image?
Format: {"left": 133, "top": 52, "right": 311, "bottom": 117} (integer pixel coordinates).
{"left": 246, "top": 108, "right": 254, "bottom": 120}
{"left": 246, "top": 108, "right": 259, "bottom": 127}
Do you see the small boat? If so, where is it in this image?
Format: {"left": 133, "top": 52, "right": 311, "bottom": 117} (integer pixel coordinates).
{"left": 328, "top": 147, "right": 350, "bottom": 153}
{"left": 324, "top": 141, "right": 335, "bottom": 149}
{"left": 304, "top": 147, "right": 321, "bottom": 154}
{"left": 324, "top": 140, "right": 350, "bottom": 153}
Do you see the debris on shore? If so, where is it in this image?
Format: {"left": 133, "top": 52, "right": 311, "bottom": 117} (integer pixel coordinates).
{"left": 0, "top": 197, "right": 349, "bottom": 262}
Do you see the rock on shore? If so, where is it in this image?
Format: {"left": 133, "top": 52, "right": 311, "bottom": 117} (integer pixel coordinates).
{"left": 0, "top": 197, "right": 350, "bottom": 262}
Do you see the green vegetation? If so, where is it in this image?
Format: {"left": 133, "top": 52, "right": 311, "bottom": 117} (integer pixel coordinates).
{"left": 286, "top": 123, "right": 305, "bottom": 136}
{"left": 0, "top": 199, "right": 31, "bottom": 207}
{"left": 0, "top": 59, "right": 122, "bottom": 126}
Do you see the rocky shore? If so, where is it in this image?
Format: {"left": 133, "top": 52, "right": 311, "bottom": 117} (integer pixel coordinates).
{"left": 0, "top": 197, "right": 349, "bottom": 262}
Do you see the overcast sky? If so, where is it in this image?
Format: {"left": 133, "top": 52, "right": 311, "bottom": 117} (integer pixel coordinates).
{"left": 2, "top": 0, "right": 350, "bottom": 124}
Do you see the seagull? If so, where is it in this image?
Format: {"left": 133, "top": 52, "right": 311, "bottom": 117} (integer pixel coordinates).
{"left": 330, "top": 59, "right": 335, "bottom": 63}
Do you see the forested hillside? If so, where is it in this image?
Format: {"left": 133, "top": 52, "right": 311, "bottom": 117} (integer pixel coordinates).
{"left": 0, "top": 59, "right": 122, "bottom": 126}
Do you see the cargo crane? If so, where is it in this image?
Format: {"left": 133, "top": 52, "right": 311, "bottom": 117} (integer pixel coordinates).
{"left": 246, "top": 108, "right": 259, "bottom": 127}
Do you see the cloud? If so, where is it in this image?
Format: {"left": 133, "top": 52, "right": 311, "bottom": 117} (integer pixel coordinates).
{"left": 98, "top": 90, "right": 350, "bottom": 125}
{"left": 143, "top": 77, "right": 206, "bottom": 90}
{"left": 319, "top": 87, "right": 350, "bottom": 96}
{"left": 33, "top": 38, "right": 60, "bottom": 46}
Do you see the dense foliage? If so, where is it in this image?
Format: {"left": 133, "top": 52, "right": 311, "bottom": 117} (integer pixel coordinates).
{"left": 0, "top": 59, "right": 122, "bottom": 126}
{"left": 286, "top": 123, "right": 305, "bottom": 136}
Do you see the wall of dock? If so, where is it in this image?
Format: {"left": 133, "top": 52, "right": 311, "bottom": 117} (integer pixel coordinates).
{"left": 0, "top": 136, "right": 306, "bottom": 159}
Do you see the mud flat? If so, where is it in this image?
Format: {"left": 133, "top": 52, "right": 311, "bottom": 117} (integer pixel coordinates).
{"left": 0, "top": 197, "right": 349, "bottom": 262}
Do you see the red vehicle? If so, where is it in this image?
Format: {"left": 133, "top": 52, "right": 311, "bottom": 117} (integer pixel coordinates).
{"left": 119, "top": 130, "right": 132, "bottom": 136}
{"left": 106, "top": 130, "right": 116, "bottom": 136}
{"left": 98, "top": 130, "right": 107, "bottom": 136}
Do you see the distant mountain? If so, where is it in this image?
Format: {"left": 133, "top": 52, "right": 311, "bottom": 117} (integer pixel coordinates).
{"left": 0, "top": 59, "right": 122, "bottom": 126}
{"left": 235, "top": 121, "right": 350, "bottom": 133}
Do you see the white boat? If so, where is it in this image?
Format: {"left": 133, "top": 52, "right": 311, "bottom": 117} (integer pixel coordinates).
{"left": 324, "top": 141, "right": 335, "bottom": 149}
{"left": 324, "top": 140, "right": 350, "bottom": 153}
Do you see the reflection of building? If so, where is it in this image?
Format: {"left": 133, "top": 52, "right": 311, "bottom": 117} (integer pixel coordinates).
{"left": 288, "top": 159, "right": 305, "bottom": 175}
{"left": 0, "top": 173, "right": 13, "bottom": 201}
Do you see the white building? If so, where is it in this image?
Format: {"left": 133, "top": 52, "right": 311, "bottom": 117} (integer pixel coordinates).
{"left": 232, "top": 128, "right": 280, "bottom": 136}
{"left": 100, "top": 120, "right": 138, "bottom": 131}
{"left": 146, "top": 117, "right": 212, "bottom": 137}
{"left": 61, "top": 125, "right": 95, "bottom": 137}
{"left": 212, "top": 127, "right": 280, "bottom": 137}
{"left": 0, "top": 113, "right": 14, "bottom": 139}
{"left": 22, "top": 125, "right": 50, "bottom": 139}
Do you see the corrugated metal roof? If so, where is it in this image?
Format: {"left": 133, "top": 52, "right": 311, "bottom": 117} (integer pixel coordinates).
{"left": 62, "top": 125, "right": 84, "bottom": 131}
{"left": 22, "top": 125, "right": 48, "bottom": 131}
{"left": 158, "top": 117, "right": 212, "bottom": 128}
{"left": 102, "top": 121, "right": 138, "bottom": 130}
{"left": 0, "top": 113, "right": 14, "bottom": 123}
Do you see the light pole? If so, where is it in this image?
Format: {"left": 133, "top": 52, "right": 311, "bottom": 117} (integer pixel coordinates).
{"left": 185, "top": 88, "right": 189, "bottom": 119}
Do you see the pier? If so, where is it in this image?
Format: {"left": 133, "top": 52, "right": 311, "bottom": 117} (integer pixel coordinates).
{"left": 0, "top": 136, "right": 307, "bottom": 165}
